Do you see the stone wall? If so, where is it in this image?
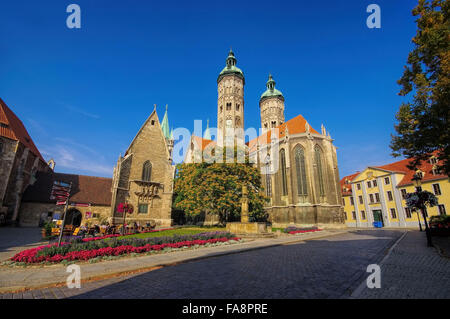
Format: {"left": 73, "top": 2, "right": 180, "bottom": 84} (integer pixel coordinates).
{"left": 19, "top": 202, "right": 112, "bottom": 227}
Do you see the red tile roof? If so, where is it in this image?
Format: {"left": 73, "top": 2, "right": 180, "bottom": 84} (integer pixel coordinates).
{"left": 193, "top": 135, "right": 216, "bottom": 151}
{"left": 340, "top": 172, "right": 359, "bottom": 196}
{"left": 0, "top": 98, "right": 45, "bottom": 162}
{"left": 374, "top": 152, "right": 447, "bottom": 187}
{"left": 23, "top": 171, "right": 112, "bottom": 206}
{"left": 247, "top": 114, "right": 319, "bottom": 152}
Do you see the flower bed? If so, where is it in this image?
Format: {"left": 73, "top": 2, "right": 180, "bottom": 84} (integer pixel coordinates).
{"left": 12, "top": 231, "right": 239, "bottom": 264}
{"left": 288, "top": 229, "right": 322, "bottom": 235}
{"left": 51, "top": 228, "right": 175, "bottom": 244}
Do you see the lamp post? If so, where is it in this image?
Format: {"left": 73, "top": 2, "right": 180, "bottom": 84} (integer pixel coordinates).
{"left": 411, "top": 173, "right": 433, "bottom": 247}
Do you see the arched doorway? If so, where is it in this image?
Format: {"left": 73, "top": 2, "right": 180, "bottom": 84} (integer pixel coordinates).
{"left": 65, "top": 208, "right": 82, "bottom": 227}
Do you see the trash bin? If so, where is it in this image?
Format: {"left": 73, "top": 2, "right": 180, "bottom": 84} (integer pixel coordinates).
{"left": 373, "top": 221, "right": 382, "bottom": 228}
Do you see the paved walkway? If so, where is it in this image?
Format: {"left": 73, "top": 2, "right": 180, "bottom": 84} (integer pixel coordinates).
{"left": 0, "top": 229, "right": 345, "bottom": 293}
{"left": 352, "top": 230, "right": 450, "bottom": 299}
{"left": 0, "top": 227, "right": 47, "bottom": 261}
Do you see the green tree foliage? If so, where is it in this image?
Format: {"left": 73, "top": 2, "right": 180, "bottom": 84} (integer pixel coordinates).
{"left": 391, "top": 0, "right": 450, "bottom": 175}
{"left": 173, "top": 147, "right": 269, "bottom": 225}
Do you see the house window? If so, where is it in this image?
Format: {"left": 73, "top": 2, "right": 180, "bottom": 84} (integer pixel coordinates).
{"left": 357, "top": 183, "right": 361, "bottom": 190}
{"left": 438, "top": 204, "right": 446, "bottom": 215}
{"left": 387, "top": 191, "right": 393, "bottom": 201}
{"left": 405, "top": 207, "right": 412, "bottom": 218}
{"left": 361, "top": 210, "right": 366, "bottom": 220}
{"left": 352, "top": 211, "right": 356, "bottom": 220}
{"left": 350, "top": 196, "right": 354, "bottom": 206}
{"left": 375, "top": 193, "right": 380, "bottom": 203}
{"left": 151, "top": 120, "right": 155, "bottom": 125}
{"left": 344, "top": 212, "right": 348, "bottom": 220}
{"left": 373, "top": 180, "right": 377, "bottom": 187}
{"left": 384, "top": 177, "right": 390, "bottom": 185}
{"left": 359, "top": 195, "right": 363, "bottom": 205}
{"left": 226, "top": 103, "right": 231, "bottom": 110}
{"left": 314, "top": 145, "right": 325, "bottom": 196}
{"left": 390, "top": 208, "right": 397, "bottom": 219}
{"left": 430, "top": 157, "right": 438, "bottom": 165}
{"left": 280, "top": 149, "right": 288, "bottom": 196}
{"left": 369, "top": 194, "right": 374, "bottom": 203}
{"left": 294, "top": 146, "right": 308, "bottom": 196}
{"left": 236, "top": 104, "right": 240, "bottom": 111}
{"left": 342, "top": 198, "right": 345, "bottom": 206}
{"left": 401, "top": 189, "right": 407, "bottom": 199}
{"left": 432, "top": 183, "right": 441, "bottom": 195}
{"left": 271, "top": 121, "right": 276, "bottom": 128}
{"left": 367, "top": 181, "right": 371, "bottom": 188}
{"left": 138, "top": 204, "right": 148, "bottom": 214}
{"left": 142, "top": 161, "right": 152, "bottom": 181}
{"left": 220, "top": 105, "right": 223, "bottom": 112}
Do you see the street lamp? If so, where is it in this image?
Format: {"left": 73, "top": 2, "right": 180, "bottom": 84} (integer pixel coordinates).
{"left": 411, "top": 173, "right": 433, "bottom": 247}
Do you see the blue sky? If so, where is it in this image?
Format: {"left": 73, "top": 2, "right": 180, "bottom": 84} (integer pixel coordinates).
{"left": 0, "top": 0, "right": 418, "bottom": 178}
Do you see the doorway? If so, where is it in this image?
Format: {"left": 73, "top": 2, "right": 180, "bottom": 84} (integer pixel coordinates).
{"left": 372, "top": 210, "right": 384, "bottom": 227}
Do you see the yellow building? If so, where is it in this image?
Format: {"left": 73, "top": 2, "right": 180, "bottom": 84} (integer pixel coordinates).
{"left": 340, "top": 153, "right": 449, "bottom": 228}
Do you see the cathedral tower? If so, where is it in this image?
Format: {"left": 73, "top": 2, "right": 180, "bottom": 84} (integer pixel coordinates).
{"left": 217, "top": 49, "right": 245, "bottom": 146}
{"left": 259, "top": 74, "right": 285, "bottom": 132}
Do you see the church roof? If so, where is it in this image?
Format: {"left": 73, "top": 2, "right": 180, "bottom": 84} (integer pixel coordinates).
{"left": 193, "top": 135, "right": 216, "bottom": 151}
{"left": 0, "top": 98, "right": 45, "bottom": 162}
{"left": 247, "top": 114, "right": 320, "bottom": 153}
{"left": 22, "top": 171, "right": 112, "bottom": 206}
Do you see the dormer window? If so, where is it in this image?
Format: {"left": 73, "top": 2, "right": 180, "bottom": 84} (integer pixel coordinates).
{"left": 430, "top": 156, "right": 438, "bottom": 165}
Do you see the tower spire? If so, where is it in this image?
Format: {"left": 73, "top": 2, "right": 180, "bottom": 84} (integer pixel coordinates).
{"left": 204, "top": 119, "right": 211, "bottom": 140}
{"left": 161, "top": 104, "right": 170, "bottom": 139}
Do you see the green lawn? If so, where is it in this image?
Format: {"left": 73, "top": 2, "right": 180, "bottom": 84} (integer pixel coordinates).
{"left": 116, "top": 227, "right": 227, "bottom": 240}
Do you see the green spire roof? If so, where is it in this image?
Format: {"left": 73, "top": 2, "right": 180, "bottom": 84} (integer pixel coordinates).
{"left": 203, "top": 119, "right": 211, "bottom": 140}
{"left": 161, "top": 104, "right": 170, "bottom": 139}
{"left": 260, "top": 74, "right": 284, "bottom": 102}
{"left": 217, "top": 49, "right": 245, "bottom": 84}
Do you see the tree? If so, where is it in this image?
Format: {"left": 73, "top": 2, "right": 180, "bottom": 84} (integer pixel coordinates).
{"left": 390, "top": 0, "right": 450, "bottom": 175}
{"left": 173, "top": 147, "right": 269, "bottom": 225}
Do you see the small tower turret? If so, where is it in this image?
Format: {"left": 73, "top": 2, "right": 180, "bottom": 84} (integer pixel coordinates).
{"left": 259, "top": 74, "right": 285, "bottom": 132}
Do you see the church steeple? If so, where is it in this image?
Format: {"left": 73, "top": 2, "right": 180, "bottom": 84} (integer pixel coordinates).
{"left": 161, "top": 104, "right": 170, "bottom": 139}
{"left": 204, "top": 119, "right": 211, "bottom": 140}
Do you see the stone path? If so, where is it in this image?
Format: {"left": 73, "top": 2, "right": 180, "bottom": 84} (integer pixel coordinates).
{"left": 1, "top": 229, "right": 404, "bottom": 298}
{"left": 353, "top": 230, "right": 450, "bottom": 299}
{"left": 0, "top": 227, "right": 47, "bottom": 261}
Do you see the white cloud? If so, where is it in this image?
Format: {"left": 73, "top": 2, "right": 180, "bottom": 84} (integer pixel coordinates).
{"left": 40, "top": 139, "right": 113, "bottom": 177}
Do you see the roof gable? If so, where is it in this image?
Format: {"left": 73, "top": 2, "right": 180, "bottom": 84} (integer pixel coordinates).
{"left": 0, "top": 98, "right": 45, "bottom": 162}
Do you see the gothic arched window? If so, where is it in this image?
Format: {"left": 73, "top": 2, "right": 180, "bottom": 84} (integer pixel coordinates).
{"left": 142, "top": 161, "right": 152, "bottom": 181}
{"left": 314, "top": 145, "right": 325, "bottom": 196}
{"left": 294, "top": 146, "right": 308, "bottom": 196}
{"left": 280, "top": 149, "right": 288, "bottom": 196}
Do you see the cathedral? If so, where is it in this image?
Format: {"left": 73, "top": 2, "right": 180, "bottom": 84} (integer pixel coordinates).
{"left": 186, "top": 50, "right": 345, "bottom": 228}
{"left": 3, "top": 50, "right": 344, "bottom": 229}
